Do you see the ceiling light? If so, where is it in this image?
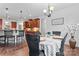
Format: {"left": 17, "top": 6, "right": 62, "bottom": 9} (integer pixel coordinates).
{"left": 5, "top": 21, "right": 9, "bottom": 24}
{"left": 43, "top": 4, "right": 54, "bottom": 17}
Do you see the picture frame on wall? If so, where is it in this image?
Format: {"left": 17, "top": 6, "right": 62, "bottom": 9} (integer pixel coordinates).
{"left": 52, "top": 17, "right": 64, "bottom": 25}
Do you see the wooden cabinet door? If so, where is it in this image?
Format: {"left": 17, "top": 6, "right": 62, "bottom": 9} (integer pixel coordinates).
{"left": 24, "top": 21, "right": 29, "bottom": 29}
{"left": 0, "top": 19, "right": 2, "bottom": 30}
{"left": 34, "top": 18, "right": 40, "bottom": 27}
{"left": 23, "top": 19, "right": 32, "bottom": 29}
{"left": 11, "top": 22, "right": 17, "bottom": 29}
{"left": 23, "top": 18, "right": 40, "bottom": 32}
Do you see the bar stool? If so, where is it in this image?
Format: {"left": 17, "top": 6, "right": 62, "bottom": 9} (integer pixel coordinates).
{"left": 16, "top": 30, "right": 24, "bottom": 45}
{"left": 0, "top": 35, "right": 6, "bottom": 47}
{"left": 0, "top": 30, "right": 6, "bottom": 47}
{"left": 6, "top": 35, "right": 15, "bottom": 47}
{"left": 4, "top": 30, "right": 15, "bottom": 47}
{"left": 18, "top": 30, "right": 24, "bottom": 40}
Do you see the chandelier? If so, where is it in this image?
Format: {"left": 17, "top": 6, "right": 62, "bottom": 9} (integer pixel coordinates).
{"left": 43, "top": 4, "right": 54, "bottom": 17}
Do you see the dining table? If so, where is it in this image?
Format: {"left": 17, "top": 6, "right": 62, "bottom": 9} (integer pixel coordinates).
{"left": 39, "top": 35, "right": 63, "bottom": 56}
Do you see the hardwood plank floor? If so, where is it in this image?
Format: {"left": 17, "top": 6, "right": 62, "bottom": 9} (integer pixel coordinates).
{"left": 0, "top": 41, "right": 29, "bottom": 56}
{"left": 0, "top": 41, "right": 79, "bottom": 56}
{"left": 64, "top": 45, "right": 79, "bottom": 56}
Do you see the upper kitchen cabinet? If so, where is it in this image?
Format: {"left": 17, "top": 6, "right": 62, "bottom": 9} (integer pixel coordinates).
{"left": 11, "top": 22, "right": 17, "bottom": 30}
{"left": 24, "top": 18, "right": 40, "bottom": 29}
{"left": 0, "top": 19, "right": 3, "bottom": 30}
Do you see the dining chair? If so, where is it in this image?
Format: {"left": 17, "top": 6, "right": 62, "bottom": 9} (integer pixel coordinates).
{"left": 18, "top": 30, "right": 24, "bottom": 36}
{"left": 52, "top": 31, "right": 61, "bottom": 36}
{"left": 0, "top": 30, "right": 6, "bottom": 47}
{"left": 16, "top": 30, "right": 24, "bottom": 44}
{"left": 6, "top": 35, "right": 15, "bottom": 47}
{"left": 47, "top": 32, "right": 51, "bottom": 35}
{"left": 56, "top": 33, "right": 68, "bottom": 56}
{"left": 19, "top": 30, "right": 24, "bottom": 41}
{"left": 4, "top": 30, "right": 15, "bottom": 46}
{"left": 16, "top": 35, "right": 23, "bottom": 45}
{"left": 39, "top": 44, "right": 45, "bottom": 56}
{"left": 4, "top": 30, "right": 13, "bottom": 36}
{"left": 0, "top": 35, "right": 6, "bottom": 47}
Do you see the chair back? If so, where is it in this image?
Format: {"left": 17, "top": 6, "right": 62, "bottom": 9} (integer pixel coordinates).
{"left": 0, "top": 30, "right": 4, "bottom": 35}
{"left": 17, "top": 30, "right": 24, "bottom": 43}
{"left": 0, "top": 35, "right": 6, "bottom": 47}
{"left": 7, "top": 35, "right": 15, "bottom": 47}
{"left": 47, "top": 32, "right": 51, "bottom": 35}
{"left": 60, "top": 33, "right": 68, "bottom": 52}
{"left": 4, "top": 30, "right": 13, "bottom": 36}
{"left": 4, "top": 30, "right": 15, "bottom": 46}
{"left": 18, "top": 30, "right": 24, "bottom": 36}
{"left": 52, "top": 31, "right": 61, "bottom": 36}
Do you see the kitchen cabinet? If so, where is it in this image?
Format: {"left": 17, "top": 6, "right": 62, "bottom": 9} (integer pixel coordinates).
{"left": 0, "top": 19, "right": 2, "bottom": 30}
{"left": 11, "top": 22, "right": 17, "bottom": 30}
{"left": 23, "top": 18, "right": 40, "bottom": 32}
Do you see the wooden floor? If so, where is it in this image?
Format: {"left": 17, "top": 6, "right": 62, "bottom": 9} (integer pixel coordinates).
{"left": 64, "top": 45, "right": 79, "bottom": 56}
{"left": 0, "top": 41, "right": 79, "bottom": 56}
{"left": 0, "top": 41, "right": 29, "bottom": 56}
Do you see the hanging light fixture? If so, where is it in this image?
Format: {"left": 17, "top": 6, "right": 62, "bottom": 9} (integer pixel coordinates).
{"left": 5, "top": 8, "right": 8, "bottom": 20}
{"left": 20, "top": 10, "right": 23, "bottom": 20}
{"left": 27, "top": 9, "right": 32, "bottom": 18}
{"left": 43, "top": 4, "right": 54, "bottom": 17}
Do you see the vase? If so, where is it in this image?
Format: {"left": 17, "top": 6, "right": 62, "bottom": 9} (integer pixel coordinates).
{"left": 69, "top": 36, "right": 76, "bottom": 49}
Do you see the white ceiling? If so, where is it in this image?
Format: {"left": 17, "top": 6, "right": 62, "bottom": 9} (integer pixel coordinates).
{"left": 0, "top": 3, "right": 78, "bottom": 21}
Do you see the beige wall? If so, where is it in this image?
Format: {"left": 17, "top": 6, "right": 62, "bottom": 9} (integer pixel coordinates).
{"left": 40, "top": 4, "right": 79, "bottom": 47}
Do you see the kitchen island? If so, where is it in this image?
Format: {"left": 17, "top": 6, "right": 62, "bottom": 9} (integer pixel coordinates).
{"left": 0, "top": 30, "right": 29, "bottom": 56}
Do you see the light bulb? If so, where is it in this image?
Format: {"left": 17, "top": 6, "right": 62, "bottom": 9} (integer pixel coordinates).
{"left": 29, "top": 14, "right": 31, "bottom": 17}
{"left": 5, "top": 21, "right": 9, "bottom": 24}
{"left": 43, "top": 9, "right": 47, "bottom": 13}
{"left": 49, "top": 6, "right": 54, "bottom": 11}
